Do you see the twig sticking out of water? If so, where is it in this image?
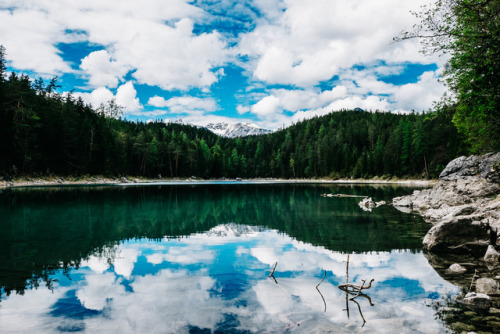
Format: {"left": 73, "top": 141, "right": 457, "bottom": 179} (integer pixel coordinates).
{"left": 316, "top": 270, "right": 327, "bottom": 313}
{"left": 269, "top": 261, "right": 278, "bottom": 277}
{"left": 316, "top": 270, "right": 327, "bottom": 288}
{"left": 345, "top": 255, "right": 349, "bottom": 285}
{"left": 269, "top": 261, "right": 278, "bottom": 284}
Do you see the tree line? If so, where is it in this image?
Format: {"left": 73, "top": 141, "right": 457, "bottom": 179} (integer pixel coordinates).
{"left": 0, "top": 53, "right": 464, "bottom": 179}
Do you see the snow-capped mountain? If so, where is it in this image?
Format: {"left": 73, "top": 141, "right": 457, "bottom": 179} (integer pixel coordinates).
{"left": 204, "top": 122, "right": 273, "bottom": 138}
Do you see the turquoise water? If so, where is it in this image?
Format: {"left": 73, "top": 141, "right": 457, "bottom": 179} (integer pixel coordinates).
{"left": 0, "top": 183, "right": 458, "bottom": 333}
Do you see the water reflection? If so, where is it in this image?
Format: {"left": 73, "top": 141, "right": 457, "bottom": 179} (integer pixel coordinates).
{"left": 1, "top": 223, "right": 458, "bottom": 333}
{"left": 0, "top": 184, "right": 427, "bottom": 297}
{"left": 1, "top": 184, "right": 463, "bottom": 333}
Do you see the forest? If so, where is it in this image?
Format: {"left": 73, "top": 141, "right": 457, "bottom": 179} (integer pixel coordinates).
{"left": 1, "top": 0, "right": 498, "bottom": 181}
{"left": 0, "top": 59, "right": 463, "bottom": 180}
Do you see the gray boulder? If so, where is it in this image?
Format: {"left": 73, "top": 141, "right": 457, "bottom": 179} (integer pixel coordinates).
{"left": 423, "top": 215, "right": 490, "bottom": 253}
{"left": 447, "top": 263, "right": 467, "bottom": 274}
{"left": 475, "top": 278, "right": 500, "bottom": 295}
{"left": 439, "top": 152, "right": 500, "bottom": 181}
{"left": 484, "top": 245, "right": 500, "bottom": 263}
{"left": 461, "top": 292, "right": 491, "bottom": 310}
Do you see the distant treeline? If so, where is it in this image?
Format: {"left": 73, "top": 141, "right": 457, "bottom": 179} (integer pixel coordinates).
{"left": 0, "top": 69, "right": 464, "bottom": 179}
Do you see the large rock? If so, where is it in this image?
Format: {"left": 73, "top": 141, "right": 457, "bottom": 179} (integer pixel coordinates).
{"left": 439, "top": 152, "right": 500, "bottom": 181}
{"left": 461, "top": 292, "right": 491, "bottom": 311}
{"left": 475, "top": 278, "right": 500, "bottom": 295}
{"left": 484, "top": 245, "right": 500, "bottom": 263}
{"left": 423, "top": 215, "right": 490, "bottom": 254}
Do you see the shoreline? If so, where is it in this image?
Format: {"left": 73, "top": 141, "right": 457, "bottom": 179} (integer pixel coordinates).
{"left": 0, "top": 176, "right": 436, "bottom": 189}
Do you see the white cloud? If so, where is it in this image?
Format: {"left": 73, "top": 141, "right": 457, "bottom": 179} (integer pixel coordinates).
{"left": 80, "top": 50, "right": 128, "bottom": 88}
{"left": 251, "top": 95, "right": 281, "bottom": 116}
{"left": 394, "top": 71, "right": 447, "bottom": 111}
{"left": 239, "top": 0, "right": 440, "bottom": 87}
{"left": 0, "top": 9, "right": 71, "bottom": 75}
{"left": 236, "top": 105, "right": 250, "bottom": 114}
{"left": 73, "top": 87, "right": 114, "bottom": 108}
{"left": 0, "top": 0, "right": 448, "bottom": 124}
{"left": 1, "top": 1, "right": 228, "bottom": 90}
{"left": 73, "top": 81, "right": 142, "bottom": 112}
{"left": 148, "top": 95, "right": 218, "bottom": 115}
{"left": 76, "top": 272, "right": 125, "bottom": 311}
{"left": 115, "top": 81, "right": 142, "bottom": 112}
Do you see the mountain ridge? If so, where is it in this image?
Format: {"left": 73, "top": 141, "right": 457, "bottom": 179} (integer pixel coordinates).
{"left": 204, "top": 122, "right": 273, "bottom": 138}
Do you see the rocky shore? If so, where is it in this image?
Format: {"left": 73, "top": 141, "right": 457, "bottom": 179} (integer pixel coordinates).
{"left": 393, "top": 153, "right": 500, "bottom": 322}
{"left": 393, "top": 152, "right": 500, "bottom": 255}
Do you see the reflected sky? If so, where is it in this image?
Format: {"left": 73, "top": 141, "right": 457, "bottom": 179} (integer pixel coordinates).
{"left": 0, "top": 224, "right": 458, "bottom": 334}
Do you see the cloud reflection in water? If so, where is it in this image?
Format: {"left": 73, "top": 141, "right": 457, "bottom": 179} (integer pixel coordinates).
{"left": 0, "top": 224, "right": 458, "bottom": 333}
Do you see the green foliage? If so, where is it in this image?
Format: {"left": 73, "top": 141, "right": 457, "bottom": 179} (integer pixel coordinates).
{"left": 399, "top": 0, "right": 500, "bottom": 153}
{"left": 0, "top": 45, "right": 465, "bottom": 179}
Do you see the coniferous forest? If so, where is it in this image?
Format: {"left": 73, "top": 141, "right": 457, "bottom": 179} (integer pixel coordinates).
{"left": 0, "top": 57, "right": 463, "bottom": 180}
{"left": 1, "top": 0, "right": 499, "bottom": 181}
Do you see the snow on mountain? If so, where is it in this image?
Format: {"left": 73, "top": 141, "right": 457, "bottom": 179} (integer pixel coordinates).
{"left": 204, "top": 122, "right": 273, "bottom": 138}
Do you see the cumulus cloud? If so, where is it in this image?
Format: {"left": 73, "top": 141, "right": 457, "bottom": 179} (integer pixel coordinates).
{"left": 80, "top": 50, "right": 128, "bottom": 88}
{"left": 148, "top": 95, "right": 218, "bottom": 114}
{"left": 73, "top": 87, "right": 115, "bottom": 109}
{"left": 251, "top": 95, "right": 281, "bottom": 116}
{"left": 246, "top": 65, "right": 446, "bottom": 129}
{"left": 239, "top": 0, "right": 441, "bottom": 86}
{"left": 73, "top": 81, "right": 142, "bottom": 112}
{"left": 0, "top": 0, "right": 448, "bottom": 125}
{"left": 0, "top": 9, "right": 71, "bottom": 75}
{"left": 1, "top": 0, "right": 228, "bottom": 90}
{"left": 394, "top": 71, "right": 447, "bottom": 111}
{"left": 115, "top": 82, "right": 142, "bottom": 112}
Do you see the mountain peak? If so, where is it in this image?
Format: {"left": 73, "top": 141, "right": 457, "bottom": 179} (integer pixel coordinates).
{"left": 204, "top": 122, "right": 272, "bottom": 138}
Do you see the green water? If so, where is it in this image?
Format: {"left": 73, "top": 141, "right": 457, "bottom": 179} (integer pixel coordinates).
{"left": 0, "top": 183, "right": 460, "bottom": 333}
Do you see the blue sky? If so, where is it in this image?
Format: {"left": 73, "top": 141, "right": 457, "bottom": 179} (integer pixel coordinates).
{"left": 0, "top": 0, "right": 446, "bottom": 129}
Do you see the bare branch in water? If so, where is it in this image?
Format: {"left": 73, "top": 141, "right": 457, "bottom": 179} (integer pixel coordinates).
{"left": 316, "top": 270, "right": 327, "bottom": 312}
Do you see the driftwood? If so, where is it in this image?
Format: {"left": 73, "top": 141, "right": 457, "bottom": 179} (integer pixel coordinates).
{"left": 339, "top": 255, "right": 375, "bottom": 327}
{"left": 321, "top": 193, "right": 368, "bottom": 198}
{"left": 338, "top": 279, "right": 375, "bottom": 297}
{"left": 338, "top": 255, "right": 375, "bottom": 299}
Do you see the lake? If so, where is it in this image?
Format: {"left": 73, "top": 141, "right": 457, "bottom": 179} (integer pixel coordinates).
{"left": 0, "top": 183, "right": 461, "bottom": 333}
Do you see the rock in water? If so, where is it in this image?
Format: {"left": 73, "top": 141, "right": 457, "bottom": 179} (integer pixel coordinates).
{"left": 423, "top": 215, "right": 490, "bottom": 254}
{"left": 358, "top": 197, "right": 375, "bottom": 211}
{"left": 447, "top": 263, "right": 467, "bottom": 274}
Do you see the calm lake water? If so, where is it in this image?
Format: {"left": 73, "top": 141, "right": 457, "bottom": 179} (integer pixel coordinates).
{"left": 0, "top": 183, "right": 460, "bottom": 333}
